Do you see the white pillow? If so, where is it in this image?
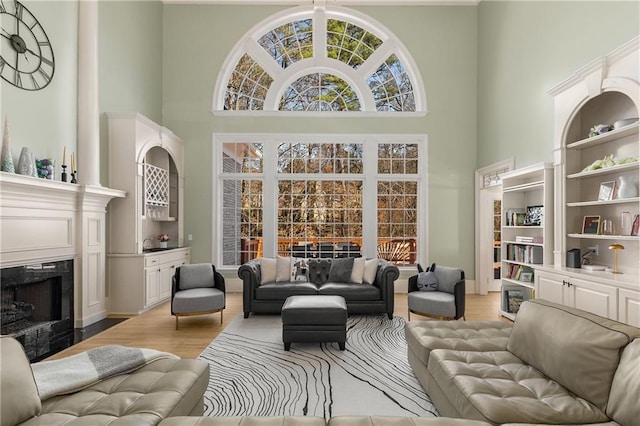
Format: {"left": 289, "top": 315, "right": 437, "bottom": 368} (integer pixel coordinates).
{"left": 363, "top": 258, "right": 378, "bottom": 284}
{"left": 350, "top": 257, "right": 365, "bottom": 283}
{"left": 259, "top": 258, "right": 277, "bottom": 285}
{"left": 276, "top": 256, "right": 293, "bottom": 282}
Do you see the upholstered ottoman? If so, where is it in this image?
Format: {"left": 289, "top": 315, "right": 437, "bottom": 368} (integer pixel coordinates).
{"left": 282, "top": 295, "right": 347, "bottom": 351}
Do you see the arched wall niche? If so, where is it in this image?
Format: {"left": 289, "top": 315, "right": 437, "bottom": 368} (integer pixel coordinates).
{"left": 564, "top": 91, "right": 638, "bottom": 145}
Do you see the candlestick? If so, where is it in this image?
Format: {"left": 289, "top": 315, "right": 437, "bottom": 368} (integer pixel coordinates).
{"left": 61, "top": 164, "right": 67, "bottom": 182}
{"left": 63, "top": 146, "right": 66, "bottom": 166}
{"left": 71, "top": 171, "right": 77, "bottom": 184}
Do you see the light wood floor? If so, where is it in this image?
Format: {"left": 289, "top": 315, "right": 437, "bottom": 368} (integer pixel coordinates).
{"left": 49, "top": 292, "right": 507, "bottom": 360}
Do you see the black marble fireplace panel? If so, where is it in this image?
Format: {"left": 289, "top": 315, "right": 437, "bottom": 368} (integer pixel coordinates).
{"left": 1, "top": 260, "right": 74, "bottom": 361}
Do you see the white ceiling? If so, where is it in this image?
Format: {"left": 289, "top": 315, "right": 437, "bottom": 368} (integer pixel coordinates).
{"left": 162, "top": 0, "right": 479, "bottom": 6}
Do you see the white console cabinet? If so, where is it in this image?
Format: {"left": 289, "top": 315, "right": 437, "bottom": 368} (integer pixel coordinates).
{"left": 109, "top": 248, "right": 190, "bottom": 314}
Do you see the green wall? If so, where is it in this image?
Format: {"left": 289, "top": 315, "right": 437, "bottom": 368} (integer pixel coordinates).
{"left": 477, "top": 1, "right": 639, "bottom": 169}
{"left": 161, "top": 5, "right": 479, "bottom": 274}
{"left": 2, "top": 1, "right": 638, "bottom": 282}
{"left": 1, "top": 1, "right": 77, "bottom": 170}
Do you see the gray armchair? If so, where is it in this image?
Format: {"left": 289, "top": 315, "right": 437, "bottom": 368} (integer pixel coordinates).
{"left": 407, "top": 264, "right": 465, "bottom": 320}
{"left": 171, "top": 263, "right": 225, "bottom": 330}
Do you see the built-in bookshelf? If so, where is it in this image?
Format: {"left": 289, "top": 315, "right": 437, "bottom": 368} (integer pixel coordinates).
{"left": 500, "top": 163, "right": 553, "bottom": 320}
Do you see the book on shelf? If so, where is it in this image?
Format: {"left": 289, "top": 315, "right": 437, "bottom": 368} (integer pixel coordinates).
{"left": 515, "top": 236, "right": 543, "bottom": 243}
{"left": 506, "top": 244, "right": 543, "bottom": 264}
{"left": 505, "top": 208, "right": 525, "bottom": 226}
{"left": 505, "top": 264, "right": 534, "bottom": 282}
{"left": 503, "top": 288, "right": 525, "bottom": 314}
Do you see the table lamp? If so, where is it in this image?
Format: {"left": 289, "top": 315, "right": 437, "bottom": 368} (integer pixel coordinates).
{"left": 608, "top": 243, "right": 624, "bottom": 274}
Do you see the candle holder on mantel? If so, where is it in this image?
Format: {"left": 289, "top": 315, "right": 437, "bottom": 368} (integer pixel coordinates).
{"left": 70, "top": 170, "right": 77, "bottom": 184}
{"left": 61, "top": 165, "right": 68, "bottom": 182}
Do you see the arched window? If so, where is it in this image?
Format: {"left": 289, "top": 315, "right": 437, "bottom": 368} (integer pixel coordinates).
{"left": 213, "top": 6, "right": 426, "bottom": 114}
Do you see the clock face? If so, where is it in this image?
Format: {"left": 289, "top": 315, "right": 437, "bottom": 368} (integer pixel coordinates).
{"left": 0, "top": 0, "right": 55, "bottom": 90}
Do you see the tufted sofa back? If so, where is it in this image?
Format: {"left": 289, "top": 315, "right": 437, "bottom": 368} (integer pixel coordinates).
{"left": 307, "top": 258, "right": 332, "bottom": 284}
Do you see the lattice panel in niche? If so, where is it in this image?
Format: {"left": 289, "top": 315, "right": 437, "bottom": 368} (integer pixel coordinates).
{"left": 144, "top": 163, "right": 169, "bottom": 206}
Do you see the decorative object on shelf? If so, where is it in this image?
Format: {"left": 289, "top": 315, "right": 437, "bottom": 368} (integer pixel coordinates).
{"left": 588, "top": 123, "right": 612, "bottom": 137}
{"left": 70, "top": 171, "right": 77, "bottom": 184}
{"left": 631, "top": 214, "right": 639, "bottom": 237}
{"left": 158, "top": 233, "right": 170, "bottom": 248}
{"left": 601, "top": 219, "right": 614, "bottom": 235}
{"left": 16, "top": 147, "right": 36, "bottom": 176}
{"left": 598, "top": 180, "right": 617, "bottom": 201}
{"left": 613, "top": 117, "right": 638, "bottom": 129}
{"left": 619, "top": 211, "right": 632, "bottom": 236}
{"left": 61, "top": 164, "right": 67, "bottom": 182}
{"left": 615, "top": 175, "right": 638, "bottom": 199}
{"left": 35, "top": 158, "right": 55, "bottom": 179}
{"left": 1, "top": 116, "right": 15, "bottom": 173}
{"left": 581, "top": 154, "right": 638, "bottom": 173}
{"left": 0, "top": 0, "right": 55, "bottom": 91}
{"left": 582, "top": 215, "right": 601, "bottom": 235}
{"left": 524, "top": 205, "right": 543, "bottom": 226}
{"left": 608, "top": 243, "right": 624, "bottom": 274}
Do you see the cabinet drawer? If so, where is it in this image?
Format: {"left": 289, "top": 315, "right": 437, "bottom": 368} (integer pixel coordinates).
{"left": 145, "top": 256, "right": 160, "bottom": 267}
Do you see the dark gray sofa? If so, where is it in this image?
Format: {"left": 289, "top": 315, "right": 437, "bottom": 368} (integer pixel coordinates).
{"left": 238, "top": 258, "right": 399, "bottom": 319}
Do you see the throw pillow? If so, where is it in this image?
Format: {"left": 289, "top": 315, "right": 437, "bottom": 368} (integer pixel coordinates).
{"left": 417, "top": 271, "right": 438, "bottom": 291}
{"left": 329, "top": 257, "right": 354, "bottom": 282}
{"left": 276, "top": 255, "right": 294, "bottom": 282}
{"left": 293, "top": 258, "right": 309, "bottom": 282}
{"left": 362, "top": 258, "right": 378, "bottom": 284}
{"left": 350, "top": 257, "right": 365, "bottom": 283}
{"left": 259, "top": 258, "right": 277, "bottom": 284}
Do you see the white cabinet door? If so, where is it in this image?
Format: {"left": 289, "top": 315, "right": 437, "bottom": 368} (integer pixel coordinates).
{"left": 569, "top": 277, "right": 618, "bottom": 320}
{"left": 145, "top": 267, "right": 160, "bottom": 308}
{"left": 618, "top": 288, "right": 640, "bottom": 327}
{"left": 159, "top": 264, "right": 176, "bottom": 300}
{"left": 535, "top": 270, "right": 568, "bottom": 305}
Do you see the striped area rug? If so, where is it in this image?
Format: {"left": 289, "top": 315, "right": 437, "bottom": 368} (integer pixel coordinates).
{"left": 197, "top": 314, "right": 437, "bottom": 418}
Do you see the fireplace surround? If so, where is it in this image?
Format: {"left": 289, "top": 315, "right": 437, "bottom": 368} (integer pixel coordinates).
{"left": 1, "top": 260, "right": 74, "bottom": 361}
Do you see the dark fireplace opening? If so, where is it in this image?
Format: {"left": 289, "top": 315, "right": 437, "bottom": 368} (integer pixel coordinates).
{"left": 1, "top": 260, "right": 74, "bottom": 362}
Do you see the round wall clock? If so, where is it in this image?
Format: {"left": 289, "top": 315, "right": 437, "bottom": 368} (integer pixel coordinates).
{"left": 0, "top": 1, "right": 55, "bottom": 90}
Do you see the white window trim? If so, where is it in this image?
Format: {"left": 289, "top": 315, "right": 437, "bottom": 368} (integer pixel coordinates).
{"left": 212, "top": 133, "right": 428, "bottom": 269}
{"left": 211, "top": 5, "right": 427, "bottom": 116}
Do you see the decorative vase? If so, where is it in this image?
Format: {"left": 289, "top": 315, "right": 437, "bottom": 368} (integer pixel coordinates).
{"left": 616, "top": 175, "right": 638, "bottom": 199}
{"left": 160, "top": 241, "right": 168, "bottom": 249}
{"left": 1, "top": 117, "right": 15, "bottom": 173}
{"left": 17, "top": 147, "right": 36, "bottom": 176}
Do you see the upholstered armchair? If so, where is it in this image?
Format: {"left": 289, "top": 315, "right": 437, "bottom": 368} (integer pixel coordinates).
{"left": 171, "top": 263, "right": 226, "bottom": 330}
{"left": 407, "top": 265, "right": 465, "bottom": 320}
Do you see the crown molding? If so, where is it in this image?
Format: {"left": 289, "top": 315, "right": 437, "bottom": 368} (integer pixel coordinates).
{"left": 162, "top": 0, "right": 479, "bottom": 6}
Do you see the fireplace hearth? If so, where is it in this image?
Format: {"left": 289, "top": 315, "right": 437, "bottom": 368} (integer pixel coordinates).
{"left": 1, "top": 260, "right": 74, "bottom": 361}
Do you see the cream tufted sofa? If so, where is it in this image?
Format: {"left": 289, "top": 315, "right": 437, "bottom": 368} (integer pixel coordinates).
{"left": 406, "top": 299, "right": 640, "bottom": 425}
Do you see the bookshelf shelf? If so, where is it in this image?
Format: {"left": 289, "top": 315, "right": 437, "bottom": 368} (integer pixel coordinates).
{"left": 500, "top": 163, "right": 553, "bottom": 320}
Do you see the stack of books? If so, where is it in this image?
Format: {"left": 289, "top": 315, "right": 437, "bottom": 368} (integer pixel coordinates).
{"left": 515, "top": 236, "right": 543, "bottom": 244}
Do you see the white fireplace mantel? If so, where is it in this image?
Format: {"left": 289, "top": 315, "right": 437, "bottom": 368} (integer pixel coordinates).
{"left": 0, "top": 172, "right": 125, "bottom": 327}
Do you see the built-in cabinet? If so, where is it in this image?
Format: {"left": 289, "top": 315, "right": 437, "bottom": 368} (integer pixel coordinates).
{"left": 109, "top": 248, "right": 190, "bottom": 314}
{"left": 542, "top": 36, "right": 640, "bottom": 327}
{"left": 500, "top": 163, "right": 553, "bottom": 320}
{"left": 106, "top": 113, "right": 190, "bottom": 314}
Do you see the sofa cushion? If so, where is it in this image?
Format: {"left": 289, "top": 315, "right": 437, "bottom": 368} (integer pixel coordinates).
{"left": 179, "top": 264, "right": 215, "bottom": 290}
{"left": 0, "top": 336, "right": 41, "bottom": 425}
{"left": 22, "top": 358, "right": 209, "bottom": 426}
{"left": 329, "top": 257, "right": 354, "bottom": 283}
{"left": 255, "top": 282, "right": 318, "bottom": 299}
{"left": 405, "top": 320, "right": 512, "bottom": 365}
{"left": 328, "top": 416, "right": 493, "bottom": 426}
{"left": 350, "top": 257, "right": 365, "bottom": 283}
{"left": 427, "top": 349, "right": 609, "bottom": 425}
{"left": 259, "top": 258, "right": 277, "bottom": 284}
{"left": 407, "top": 291, "right": 456, "bottom": 318}
{"left": 606, "top": 338, "right": 640, "bottom": 426}
{"left": 317, "top": 282, "right": 381, "bottom": 301}
{"left": 507, "top": 299, "right": 640, "bottom": 410}
{"left": 160, "top": 416, "right": 327, "bottom": 426}
{"left": 432, "top": 266, "right": 462, "bottom": 294}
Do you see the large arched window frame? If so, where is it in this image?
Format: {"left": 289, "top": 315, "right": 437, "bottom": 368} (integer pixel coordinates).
{"left": 212, "top": 6, "right": 427, "bottom": 116}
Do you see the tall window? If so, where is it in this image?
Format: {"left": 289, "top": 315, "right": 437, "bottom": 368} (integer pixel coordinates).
{"left": 218, "top": 136, "right": 424, "bottom": 267}
{"left": 214, "top": 6, "right": 425, "bottom": 114}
